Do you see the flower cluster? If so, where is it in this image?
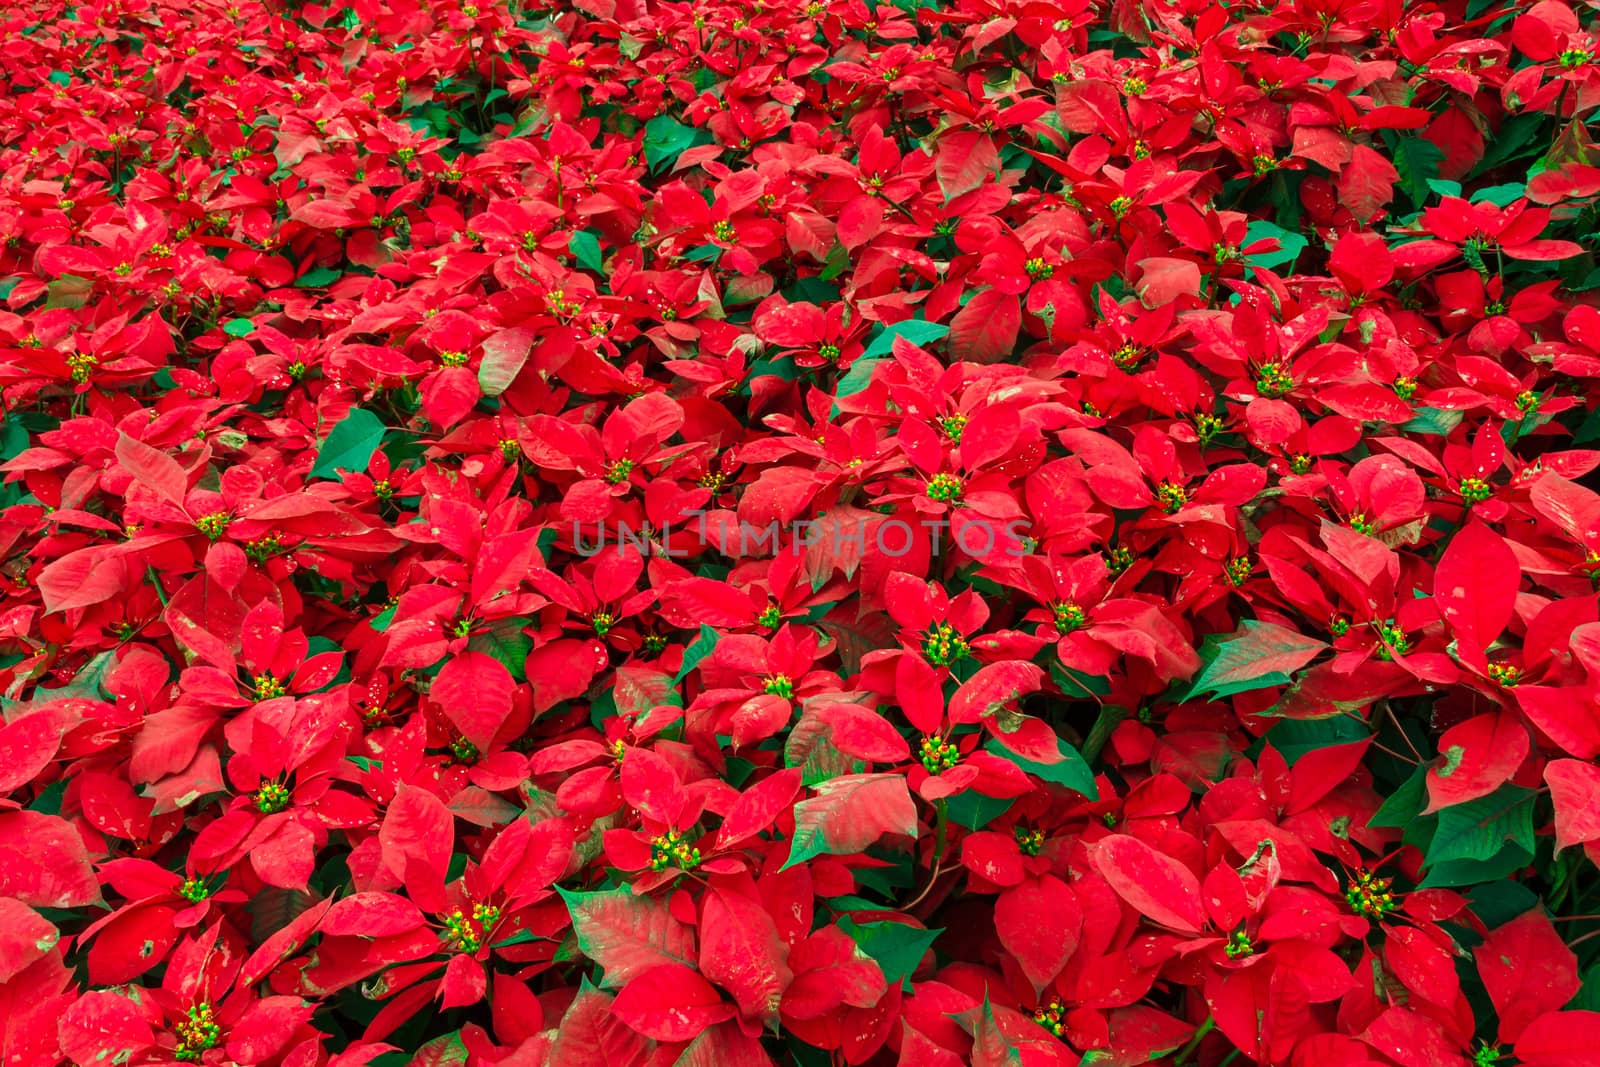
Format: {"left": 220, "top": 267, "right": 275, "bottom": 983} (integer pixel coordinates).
{"left": 2, "top": 0, "right": 1600, "bottom": 1064}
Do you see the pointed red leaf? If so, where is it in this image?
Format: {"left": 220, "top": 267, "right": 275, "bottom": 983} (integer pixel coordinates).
{"left": 1423, "top": 712, "right": 1529, "bottom": 814}
{"left": 610, "top": 964, "right": 734, "bottom": 1042}
{"left": 431, "top": 651, "right": 515, "bottom": 752}
{"left": 1435, "top": 521, "right": 1519, "bottom": 658}
{"left": 1476, "top": 910, "right": 1580, "bottom": 1043}
{"left": 1546, "top": 759, "right": 1600, "bottom": 853}
{"left": 699, "top": 886, "right": 792, "bottom": 1027}
{"left": 995, "top": 875, "right": 1082, "bottom": 991}
{"left": 1091, "top": 834, "right": 1204, "bottom": 933}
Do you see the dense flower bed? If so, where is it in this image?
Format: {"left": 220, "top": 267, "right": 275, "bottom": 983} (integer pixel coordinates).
{"left": 3, "top": 0, "right": 1600, "bottom": 1062}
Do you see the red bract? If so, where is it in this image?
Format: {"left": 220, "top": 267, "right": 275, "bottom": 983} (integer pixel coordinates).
{"left": 4, "top": 0, "right": 1600, "bottom": 1063}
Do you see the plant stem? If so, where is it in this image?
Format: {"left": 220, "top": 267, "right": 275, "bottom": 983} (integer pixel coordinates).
{"left": 1173, "top": 1015, "right": 1215, "bottom": 1067}
{"left": 900, "top": 799, "right": 948, "bottom": 912}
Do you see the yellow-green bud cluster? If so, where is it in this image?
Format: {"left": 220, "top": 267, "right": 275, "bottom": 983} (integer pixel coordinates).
{"left": 1345, "top": 870, "right": 1397, "bottom": 918}
{"left": 1193, "top": 411, "right": 1224, "bottom": 443}
{"left": 1052, "top": 601, "right": 1087, "bottom": 633}
{"left": 1256, "top": 362, "right": 1294, "bottom": 398}
{"left": 174, "top": 1003, "right": 221, "bottom": 1061}
{"left": 195, "top": 512, "right": 231, "bottom": 541}
{"left": 66, "top": 352, "right": 97, "bottom": 383}
{"left": 920, "top": 736, "right": 960, "bottom": 774}
{"left": 1375, "top": 621, "right": 1410, "bottom": 661}
{"left": 650, "top": 829, "right": 700, "bottom": 872}
{"left": 1487, "top": 662, "right": 1520, "bottom": 687}
{"left": 252, "top": 674, "right": 285, "bottom": 701}
{"left": 441, "top": 908, "right": 482, "bottom": 953}
{"left": 1033, "top": 998, "right": 1066, "bottom": 1036}
{"left": 254, "top": 781, "right": 291, "bottom": 815}
{"left": 1224, "top": 928, "right": 1255, "bottom": 959}
{"left": 922, "top": 621, "right": 969, "bottom": 666}
{"left": 1156, "top": 482, "right": 1188, "bottom": 514}
{"left": 244, "top": 534, "right": 281, "bottom": 562}
{"left": 926, "top": 473, "right": 964, "bottom": 504}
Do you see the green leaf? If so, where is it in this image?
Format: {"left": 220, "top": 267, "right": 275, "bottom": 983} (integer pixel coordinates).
{"left": 837, "top": 917, "right": 941, "bottom": 991}
{"left": 370, "top": 602, "right": 398, "bottom": 632}
{"left": 1467, "top": 880, "right": 1541, "bottom": 929}
{"left": 861, "top": 319, "right": 949, "bottom": 360}
{"left": 568, "top": 230, "right": 604, "bottom": 273}
{"left": 1369, "top": 765, "right": 1426, "bottom": 828}
{"left": 642, "top": 116, "right": 708, "bottom": 172}
{"left": 1267, "top": 715, "right": 1370, "bottom": 766}
{"left": 1575, "top": 960, "right": 1600, "bottom": 1012}
{"left": 1472, "top": 183, "right": 1526, "bottom": 207}
{"left": 1051, "top": 660, "right": 1110, "bottom": 699}
{"left": 1244, "top": 221, "right": 1307, "bottom": 272}
{"left": 295, "top": 266, "right": 342, "bottom": 288}
{"left": 834, "top": 357, "right": 882, "bottom": 400}
{"left": 310, "top": 407, "right": 386, "bottom": 479}
{"left": 850, "top": 858, "right": 914, "bottom": 900}
{"left": 1400, "top": 407, "right": 1465, "bottom": 436}
{"left": 469, "top": 620, "right": 533, "bottom": 683}
{"left": 820, "top": 242, "right": 850, "bottom": 281}
{"left": 1419, "top": 842, "right": 1533, "bottom": 889}
{"left": 28, "top": 779, "right": 66, "bottom": 815}
{"left": 982, "top": 738, "right": 1098, "bottom": 799}
{"left": 1393, "top": 136, "right": 1445, "bottom": 208}
{"left": 945, "top": 791, "right": 1013, "bottom": 830}
{"left": 1472, "top": 112, "right": 1547, "bottom": 178}
{"left": 1178, "top": 620, "right": 1327, "bottom": 702}
{"left": 672, "top": 624, "right": 719, "bottom": 685}
{"left": 222, "top": 317, "right": 256, "bottom": 338}
{"left": 1574, "top": 403, "right": 1600, "bottom": 446}
{"left": 1423, "top": 785, "right": 1537, "bottom": 869}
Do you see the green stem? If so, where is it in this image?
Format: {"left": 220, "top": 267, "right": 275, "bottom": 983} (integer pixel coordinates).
{"left": 1173, "top": 1016, "right": 1215, "bottom": 1066}
{"left": 146, "top": 566, "right": 169, "bottom": 607}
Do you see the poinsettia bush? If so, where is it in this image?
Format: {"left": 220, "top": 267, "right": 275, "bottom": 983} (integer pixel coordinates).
{"left": 7, "top": 0, "right": 1600, "bottom": 1062}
